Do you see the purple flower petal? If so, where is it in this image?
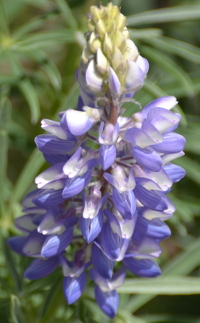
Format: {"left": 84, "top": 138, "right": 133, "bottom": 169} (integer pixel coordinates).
{"left": 33, "top": 188, "right": 64, "bottom": 207}
{"left": 35, "top": 162, "right": 65, "bottom": 189}
{"left": 14, "top": 213, "right": 39, "bottom": 233}
{"left": 22, "top": 190, "right": 39, "bottom": 210}
{"left": 62, "top": 109, "right": 94, "bottom": 136}
{"left": 24, "top": 256, "right": 60, "bottom": 280}
{"left": 147, "top": 108, "right": 181, "bottom": 133}
{"left": 125, "top": 127, "right": 155, "bottom": 148}
{"left": 41, "top": 227, "right": 73, "bottom": 258}
{"left": 95, "top": 286, "right": 119, "bottom": 319}
{"left": 92, "top": 243, "right": 114, "bottom": 279}
{"left": 23, "top": 230, "right": 46, "bottom": 257}
{"left": 141, "top": 119, "right": 163, "bottom": 143}
{"left": 137, "top": 216, "right": 171, "bottom": 240}
{"left": 152, "top": 133, "right": 186, "bottom": 154}
{"left": 112, "top": 188, "right": 136, "bottom": 220}
{"left": 43, "top": 153, "right": 69, "bottom": 165}
{"left": 131, "top": 146, "right": 162, "bottom": 172}
{"left": 99, "top": 144, "right": 116, "bottom": 170}
{"left": 80, "top": 210, "right": 104, "bottom": 243}
{"left": 35, "top": 135, "right": 76, "bottom": 154}
{"left": 123, "top": 257, "right": 161, "bottom": 277}
{"left": 129, "top": 233, "right": 162, "bottom": 258}
{"left": 63, "top": 271, "right": 86, "bottom": 304}
{"left": 7, "top": 236, "right": 27, "bottom": 255}
{"left": 163, "top": 163, "right": 186, "bottom": 183}
{"left": 62, "top": 170, "right": 92, "bottom": 199}
{"left": 134, "top": 180, "right": 168, "bottom": 211}
{"left": 141, "top": 96, "right": 178, "bottom": 119}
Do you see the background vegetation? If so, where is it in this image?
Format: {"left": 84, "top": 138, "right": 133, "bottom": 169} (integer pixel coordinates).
{"left": 0, "top": 0, "right": 200, "bottom": 322}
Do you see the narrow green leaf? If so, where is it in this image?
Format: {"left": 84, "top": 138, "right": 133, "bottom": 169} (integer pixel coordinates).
{"left": 26, "top": 50, "right": 62, "bottom": 90}
{"left": 141, "top": 314, "right": 200, "bottom": 323}
{"left": 2, "top": 240, "right": 23, "bottom": 293}
{"left": 0, "top": 96, "right": 11, "bottom": 214}
{"left": 55, "top": 81, "right": 79, "bottom": 117}
{"left": 20, "top": 0, "right": 52, "bottom": 7}
{"left": 18, "top": 79, "right": 40, "bottom": 123}
{"left": 13, "top": 11, "right": 58, "bottom": 39}
{"left": 12, "top": 29, "right": 75, "bottom": 51}
{"left": 168, "top": 193, "right": 193, "bottom": 223}
{"left": 0, "top": 75, "right": 19, "bottom": 85}
{"left": 55, "top": 0, "right": 78, "bottom": 29}
{"left": 112, "top": 0, "right": 123, "bottom": 6}
{"left": 141, "top": 46, "right": 194, "bottom": 97}
{"left": 37, "top": 276, "right": 62, "bottom": 320}
{"left": 145, "top": 37, "right": 200, "bottom": 65}
{"left": 126, "top": 238, "right": 200, "bottom": 312}
{"left": 118, "top": 310, "right": 148, "bottom": 323}
{"left": 143, "top": 79, "right": 187, "bottom": 126}
{"left": 174, "top": 156, "right": 200, "bottom": 184}
{"left": 179, "top": 198, "right": 200, "bottom": 216}
{"left": 118, "top": 277, "right": 200, "bottom": 294}
{"left": 10, "top": 149, "right": 44, "bottom": 206}
{"left": 0, "top": 1, "right": 9, "bottom": 34}
{"left": 130, "top": 28, "right": 162, "bottom": 39}
{"left": 0, "top": 298, "right": 9, "bottom": 308}
{"left": 10, "top": 295, "right": 25, "bottom": 323}
{"left": 127, "top": 5, "right": 200, "bottom": 26}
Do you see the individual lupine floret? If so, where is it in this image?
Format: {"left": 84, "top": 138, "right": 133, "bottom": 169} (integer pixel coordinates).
{"left": 90, "top": 267, "right": 126, "bottom": 319}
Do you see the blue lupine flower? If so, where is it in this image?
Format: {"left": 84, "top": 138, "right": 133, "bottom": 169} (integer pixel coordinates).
{"left": 8, "top": 2, "right": 186, "bottom": 318}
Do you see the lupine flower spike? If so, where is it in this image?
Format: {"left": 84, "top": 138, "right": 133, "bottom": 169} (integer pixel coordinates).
{"left": 8, "top": 3, "right": 186, "bottom": 319}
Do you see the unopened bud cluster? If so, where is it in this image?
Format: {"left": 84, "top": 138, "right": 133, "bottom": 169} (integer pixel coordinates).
{"left": 8, "top": 3, "right": 186, "bottom": 319}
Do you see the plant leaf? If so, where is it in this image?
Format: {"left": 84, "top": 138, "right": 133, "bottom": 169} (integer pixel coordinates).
{"left": 127, "top": 6, "right": 200, "bottom": 26}
{"left": 55, "top": 0, "right": 78, "bottom": 29}
{"left": 118, "top": 277, "right": 200, "bottom": 294}
{"left": 130, "top": 28, "right": 162, "bottom": 39}
{"left": 145, "top": 36, "right": 200, "bottom": 65}
{"left": 141, "top": 46, "right": 194, "bottom": 97}
{"left": 174, "top": 156, "right": 200, "bottom": 184}
{"left": 2, "top": 240, "right": 23, "bottom": 294}
{"left": 13, "top": 29, "right": 75, "bottom": 51}
{"left": 18, "top": 79, "right": 40, "bottom": 123}
{"left": 10, "top": 295, "right": 25, "bottom": 323}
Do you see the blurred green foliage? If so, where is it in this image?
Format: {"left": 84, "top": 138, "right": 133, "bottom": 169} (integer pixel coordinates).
{"left": 0, "top": 0, "right": 200, "bottom": 322}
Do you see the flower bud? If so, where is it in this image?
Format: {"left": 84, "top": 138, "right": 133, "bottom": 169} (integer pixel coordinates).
{"left": 96, "top": 48, "right": 109, "bottom": 75}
